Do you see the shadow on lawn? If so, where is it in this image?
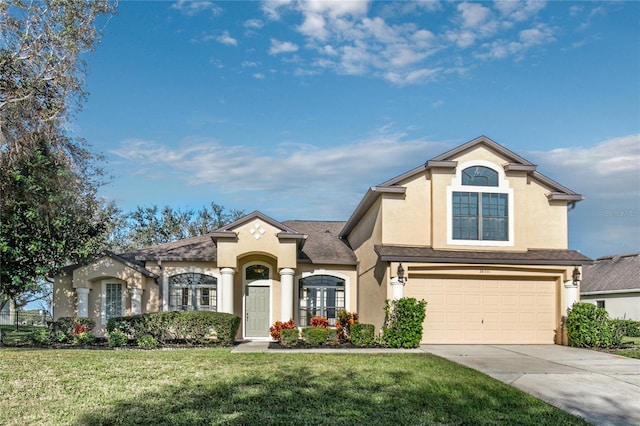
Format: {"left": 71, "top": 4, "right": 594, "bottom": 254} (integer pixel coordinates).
{"left": 76, "top": 363, "right": 587, "bottom": 426}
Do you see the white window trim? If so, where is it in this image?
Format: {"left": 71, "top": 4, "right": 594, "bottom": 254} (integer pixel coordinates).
{"left": 101, "top": 279, "right": 126, "bottom": 325}
{"left": 242, "top": 261, "right": 273, "bottom": 340}
{"left": 161, "top": 266, "right": 220, "bottom": 312}
{"left": 446, "top": 160, "right": 515, "bottom": 247}
{"left": 296, "top": 269, "right": 351, "bottom": 326}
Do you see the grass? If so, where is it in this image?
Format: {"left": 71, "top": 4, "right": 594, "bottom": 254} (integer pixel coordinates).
{"left": 0, "top": 348, "right": 588, "bottom": 425}
{"left": 614, "top": 336, "right": 640, "bottom": 359}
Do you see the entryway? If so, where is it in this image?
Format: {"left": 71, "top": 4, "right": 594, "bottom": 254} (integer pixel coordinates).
{"left": 245, "top": 286, "right": 270, "bottom": 338}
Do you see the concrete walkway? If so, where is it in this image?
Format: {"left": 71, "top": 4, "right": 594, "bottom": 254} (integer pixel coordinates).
{"left": 422, "top": 345, "right": 640, "bottom": 426}
{"left": 232, "top": 341, "right": 640, "bottom": 425}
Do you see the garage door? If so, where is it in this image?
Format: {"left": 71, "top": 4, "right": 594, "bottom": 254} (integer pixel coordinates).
{"left": 406, "top": 278, "right": 557, "bottom": 344}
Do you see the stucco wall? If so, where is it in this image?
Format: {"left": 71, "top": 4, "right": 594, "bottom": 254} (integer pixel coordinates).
{"left": 581, "top": 293, "right": 640, "bottom": 321}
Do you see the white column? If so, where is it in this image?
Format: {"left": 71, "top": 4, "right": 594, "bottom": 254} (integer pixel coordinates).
{"left": 280, "top": 268, "right": 295, "bottom": 321}
{"left": 76, "top": 288, "right": 90, "bottom": 317}
{"left": 390, "top": 277, "right": 405, "bottom": 300}
{"left": 130, "top": 288, "right": 143, "bottom": 315}
{"left": 220, "top": 268, "right": 235, "bottom": 314}
{"left": 564, "top": 280, "right": 579, "bottom": 315}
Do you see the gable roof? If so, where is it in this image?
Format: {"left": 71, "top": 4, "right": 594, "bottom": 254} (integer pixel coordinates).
{"left": 126, "top": 234, "right": 218, "bottom": 262}
{"left": 581, "top": 253, "right": 640, "bottom": 294}
{"left": 340, "top": 135, "right": 583, "bottom": 238}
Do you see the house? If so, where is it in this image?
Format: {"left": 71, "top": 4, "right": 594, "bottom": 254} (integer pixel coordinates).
{"left": 581, "top": 253, "right": 640, "bottom": 320}
{"left": 53, "top": 136, "right": 591, "bottom": 344}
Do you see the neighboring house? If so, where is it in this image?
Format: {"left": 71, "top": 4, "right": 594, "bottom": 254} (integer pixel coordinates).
{"left": 53, "top": 136, "right": 591, "bottom": 344}
{"left": 0, "top": 296, "right": 14, "bottom": 325}
{"left": 581, "top": 253, "right": 640, "bottom": 320}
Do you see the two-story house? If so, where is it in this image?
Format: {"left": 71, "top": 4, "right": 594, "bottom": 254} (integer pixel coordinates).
{"left": 53, "top": 136, "right": 591, "bottom": 344}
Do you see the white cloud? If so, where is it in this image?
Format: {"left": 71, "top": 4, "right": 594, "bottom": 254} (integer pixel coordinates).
{"left": 269, "top": 38, "right": 299, "bottom": 55}
{"left": 244, "top": 19, "right": 264, "bottom": 29}
{"left": 458, "top": 2, "right": 492, "bottom": 29}
{"left": 494, "top": 1, "right": 546, "bottom": 22}
{"left": 171, "top": 1, "right": 222, "bottom": 16}
{"left": 217, "top": 31, "right": 238, "bottom": 46}
{"left": 252, "top": 72, "right": 265, "bottom": 79}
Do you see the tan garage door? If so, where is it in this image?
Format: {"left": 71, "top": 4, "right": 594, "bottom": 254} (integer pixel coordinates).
{"left": 406, "top": 278, "right": 557, "bottom": 344}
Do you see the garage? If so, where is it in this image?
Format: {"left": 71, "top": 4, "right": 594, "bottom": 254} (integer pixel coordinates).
{"left": 406, "top": 277, "right": 557, "bottom": 344}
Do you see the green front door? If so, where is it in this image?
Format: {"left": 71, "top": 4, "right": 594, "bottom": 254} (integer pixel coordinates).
{"left": 245, "top": 286, "right": 270, "bottom": 338}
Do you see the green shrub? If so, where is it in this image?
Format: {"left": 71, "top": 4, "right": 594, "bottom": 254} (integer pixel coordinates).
{"left": 30, "top": 327, "right": 52, "bottom": 344}
{"left": 335, "top": 310, "right": 358, "bottom": 341}
{"left": 108, "top": 330, "right": 128, "bottom": 347}
{"left": 610, "top": 319, "right": 640, "bottom": 337}
{"left": 52, "top": 317, "right": 96, "bottom": 342}
{"left": 280, "top": 328, "right": 299, "bottom": 346}
{"left": 350, "top": 323, "right": 375, "bottom": 347}
{"left": 107, "top": 311, "right": 240, "bottom": 346}
{"left": 137, "top": 334, "right": 158, "bottom": 349}
{"left": 73, "top": 332, "right": 95, "bottom": 346}
{"left": 303, "top": 327, "right": 329, "bottom": 345}
{"left": 269, "top": 319, "right": 296, "bottom": 341}
{"left": 326, "top": 328, "right": 338, "bottom": 344}
{"left": 382, "top": 298, "right": 427, "bottom": 348}
{"left": 566, "top": 303, "right": 623, "bottom": 348}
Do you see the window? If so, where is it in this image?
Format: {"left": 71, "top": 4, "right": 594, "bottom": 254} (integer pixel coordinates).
{"left": 105, "top": 283, "right": 123, "bottom": 320}
{"left": 246, "top": 264, "right": 269, "bottom": 280}
{"left": 169, "top": 273, "right": 217, "bottom": 311}
{"left": 450, "top": 164, "right": 510, "bottom": 243}
{"left": 596, "top": 300, "right": 605, "bottom": 309}
{"left": 298, "top": 275, "right": 345, "bottom": 327}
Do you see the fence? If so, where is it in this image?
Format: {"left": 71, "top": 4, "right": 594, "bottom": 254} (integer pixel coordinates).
{"left": 0, "top": 310, "right": 52, "bottom": 329}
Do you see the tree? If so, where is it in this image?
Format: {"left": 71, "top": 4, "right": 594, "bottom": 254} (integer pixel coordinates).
{"left": 0, "top": 0, "right": 116, "bottom": 304}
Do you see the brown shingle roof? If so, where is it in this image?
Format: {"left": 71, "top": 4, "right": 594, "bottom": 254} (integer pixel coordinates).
{"left": 283, "top": 221, "right": 357, "bottom": 265}
{"left": 375, "top": 245, "right": 592, "bottom": 266}
{"left": 581, "top": 253, "right": 640, "bottom": 293}
{"left": 126, "top": 234, "right": 218, "bottom": 262}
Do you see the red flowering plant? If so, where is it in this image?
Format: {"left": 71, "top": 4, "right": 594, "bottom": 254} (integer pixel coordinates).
{"left": 269, "top": 319, "right": 296, "bottom": 341}
{"left": 73, "top": 323, "right": 88, "bottom": 335}
{"left": 310, "top": 316, "right": 329, "bottom": 330}
{"left": 335, "top": 310, "right": 358, "bottom": 341}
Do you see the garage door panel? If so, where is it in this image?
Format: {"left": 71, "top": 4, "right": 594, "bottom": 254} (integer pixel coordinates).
{"left": 407, "top": 277, "right": 557, "bottom": 344}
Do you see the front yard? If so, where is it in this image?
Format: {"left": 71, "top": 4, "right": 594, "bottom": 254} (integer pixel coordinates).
{"left": 0, "top": 348, "right": 587, "bottom": 425}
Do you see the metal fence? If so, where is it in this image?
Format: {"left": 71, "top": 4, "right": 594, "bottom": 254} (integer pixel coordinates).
{"left": 0, "top": 310, "right": 51, "bottom": 329}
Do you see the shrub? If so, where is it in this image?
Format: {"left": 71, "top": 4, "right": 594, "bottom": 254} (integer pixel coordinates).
{"left": 382, "top": 298, "right": 427, "bottom": 349}
{"left": 335, "top": 310, "right": 358, "bottom": 341}
{"left": 108, "top": 330, "right": 128, "bottom": 347}
{"left": 137, "top": 334, "right": 158, "bottom": 349}
{"left": 106, "top": 311, "right": 240, "bottom": 346}
{"left": 350, "top": 323, "right": 375, "bottom": 347}
{"left": 304, "top": 327, "right": 329, "bottom": 345}
{"left": 269, "top": 319, "right": 296, "bottom": 341}
{"left": 610, "top": 319, "right": 640, "bottom": 337}
{"left": 73, "top": 332, "right": 95, "bottom": 346}
{"left": 280, "top": 328, "right": 299, "bottom": 346}
{"left": 30, "top": 327, "right": 51, "bottom": 345}
{"left": 310, "top": 316, "right": 329, "bottom": 329}
{"left": 326, "top": 328, "right": 339, "bottom": 344}
{"left": 566, "top": 303, "right": 623, "bottom": 348}
{"left": 52, "top": 317, "right": 96, "bottom": 343}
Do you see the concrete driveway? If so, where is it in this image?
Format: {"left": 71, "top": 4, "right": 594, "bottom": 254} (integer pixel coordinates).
{"left": 421, "top": 345, "right": 640, "bottom": 426}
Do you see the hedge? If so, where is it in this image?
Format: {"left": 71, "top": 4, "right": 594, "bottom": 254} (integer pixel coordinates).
{"left": 107, "top": 311, "right": 240, "bottom": 346}
{"left": 350, "top": 323, "right": 375, "bottom": 347}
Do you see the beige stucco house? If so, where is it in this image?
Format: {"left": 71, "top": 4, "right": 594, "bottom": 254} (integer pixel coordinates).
{"left": 53, "top": 136, "right": 591, "bottom": 344}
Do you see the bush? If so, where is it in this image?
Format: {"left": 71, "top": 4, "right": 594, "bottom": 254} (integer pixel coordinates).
{"left": 73, "top": 332, "right": 95, "bottom": 346}
{"left": 30, "top": 327, "right": 51, "bottom": 344}
{"left": 107, "top": 311, "right": 240, "bottom": 346}
{"left": 610, "top": 319, "right": 640, "bottom": 337}
{"left": 269, "top": 319, "right": 296, "bottom": 341}
{"left": 310, "top": 316, "right": 329, "bottom": 329}
{"left": 52, "top": 317, "right": 96, "bottom": 343}
{"left": 303, "top": 327, "right": 329, "bottom": 345}
{"left": 137, "top": 334, "right": 158, "bottom": 349}
{"left": 280, "top": 328, "right": 299, "bottom": 346}
{"left": 350, "top": 323, "right": 375, "bottom": 347}
{"left": 566, "top": 303, "right": 623, "bottom": 348}
{"left": 108, "top": 330, "right": 128, "bottom": 347}
{"left": 335, "top": 310, "right": 358, "bottom": 341}
{"left": 382, "top": 298, "right": 427, "bottom": 348}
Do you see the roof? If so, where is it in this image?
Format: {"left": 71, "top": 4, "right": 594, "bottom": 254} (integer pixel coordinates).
{"left": 375, "top": 245, "right": 592, "bottom": 266}
{"left": 581, "top": 253, "right": 640, "bottom": 294}
{"left": 340, "top": 135, "right": 584, "bottom": 238}
{"left": 283, "top": 221, "right": 357, "bottom": 265}
{"left": 126, "top": 234, "right": 218, "bottom": 262}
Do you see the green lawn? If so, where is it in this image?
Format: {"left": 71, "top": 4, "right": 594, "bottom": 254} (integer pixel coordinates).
{"left": 0, "top": 348, "right": 587, "bottom": 425}
{"left": 614, "top": 336, "right": 640, "bottom": 359}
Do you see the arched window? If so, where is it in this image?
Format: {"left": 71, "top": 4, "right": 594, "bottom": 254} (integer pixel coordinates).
{"left": 246, "top": 264, "right": 269, "bottom": 280}
{"left": 169, "top": 273, "right": 217, "bottom": 311}
{"left": 462, "top": 166, "right": 498, "bottom": 186}
{"left": 298, "top": 275, "right": 345, "bottom": 326}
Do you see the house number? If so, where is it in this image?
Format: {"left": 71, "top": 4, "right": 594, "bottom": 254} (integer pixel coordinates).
{"left": 480, "top": 268, "right": 491, "bottom": 273}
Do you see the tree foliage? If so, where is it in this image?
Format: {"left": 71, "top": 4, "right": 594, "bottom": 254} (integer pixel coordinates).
{"left": 0, "top": 0, "right": 116, "bottom": 301}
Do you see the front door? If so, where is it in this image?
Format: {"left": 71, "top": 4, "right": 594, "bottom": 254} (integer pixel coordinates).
{"left": 245, "top": 286, "right": 270, "bottom": 338}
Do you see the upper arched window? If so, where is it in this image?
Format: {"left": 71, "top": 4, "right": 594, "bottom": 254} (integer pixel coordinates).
{"left": 462, "top": 166, "right": 498, "bottom": 187}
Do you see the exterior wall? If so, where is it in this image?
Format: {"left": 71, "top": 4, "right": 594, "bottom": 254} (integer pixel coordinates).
{"left": 581, "top": 292, "right": 640, "bottom": 320}
{"left": 381, "top": 175, "right": 431, "bottom": 246}
{"left": 53, "top": 273, "right": 76, "bottom": 319}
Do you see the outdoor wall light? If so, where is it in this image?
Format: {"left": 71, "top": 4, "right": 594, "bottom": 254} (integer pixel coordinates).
{"left": 572, "top": 266, "right": 580, "bottom": 285}
{"left": 397, "top": 263, "right": 405, "bottom": 284}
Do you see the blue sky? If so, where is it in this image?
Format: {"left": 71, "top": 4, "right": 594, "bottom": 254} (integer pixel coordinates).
{"left": 75, "top": 1, "right": 640, "bottom": 260}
